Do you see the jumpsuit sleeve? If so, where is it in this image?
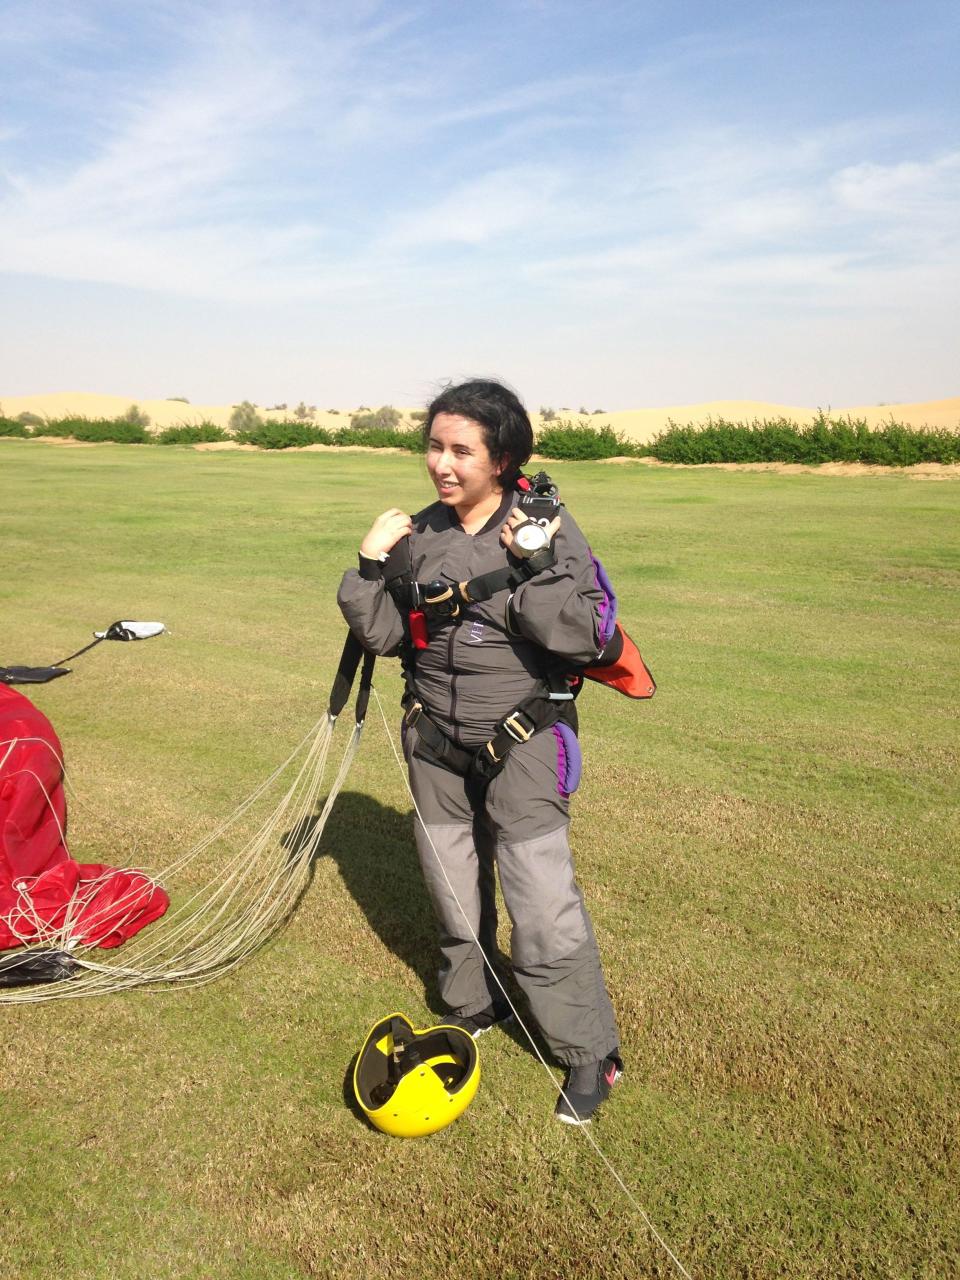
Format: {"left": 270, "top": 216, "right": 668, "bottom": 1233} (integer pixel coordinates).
{"left": 508, "top": 511, "right": 604, "bottom": 665}
{"left": 337, "top": 568, "right": 406, "bottom": 656}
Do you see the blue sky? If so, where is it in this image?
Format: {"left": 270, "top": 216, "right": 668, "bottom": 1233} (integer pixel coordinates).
{"left": 1, "top": 0, "right": 957, "bottom": 409}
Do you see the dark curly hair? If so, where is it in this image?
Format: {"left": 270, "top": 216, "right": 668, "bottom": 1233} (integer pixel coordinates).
{"left": 424, "top": 379, "right": 533, "bottom": 486}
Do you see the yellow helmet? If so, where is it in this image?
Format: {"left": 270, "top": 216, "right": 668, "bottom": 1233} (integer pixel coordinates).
{"left": 353, "top": 1012, "right": 480, "bottom": 1138}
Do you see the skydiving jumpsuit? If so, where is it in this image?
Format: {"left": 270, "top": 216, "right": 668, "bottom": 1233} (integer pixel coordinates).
{"left": 337, "top": 489, "right": 619, "bottom": 1067}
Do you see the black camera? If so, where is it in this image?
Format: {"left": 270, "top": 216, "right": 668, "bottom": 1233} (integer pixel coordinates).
{"left": 518, "top": 471, "right": 560, "bottom": 526}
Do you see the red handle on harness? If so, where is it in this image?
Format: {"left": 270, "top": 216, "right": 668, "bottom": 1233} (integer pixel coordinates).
{"left": 408, "top": 610, "right": 429, "bottom": 650}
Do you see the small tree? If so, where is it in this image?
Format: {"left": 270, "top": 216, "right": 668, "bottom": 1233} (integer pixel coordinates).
{"left": 17, "top": 411, "right": 45, "bottom": 427}
{"left": 350, "top": 405, "right": 402, "bottom": 431}
{"left": 121, "top": 403, "right": 151, "bottom": 428}
{"left": 540, "top": 407, "right": 557, "bottom": 422}
{"left": 229, "top": 401, "right": 263, "bottom": 433}
{"left": 293, "top": 401, "right": 315, "bottom": 420}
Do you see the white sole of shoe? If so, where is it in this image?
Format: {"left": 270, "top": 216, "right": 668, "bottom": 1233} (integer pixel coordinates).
{"left": 554, "top": 1065, "right": 624, "bottom": 1124}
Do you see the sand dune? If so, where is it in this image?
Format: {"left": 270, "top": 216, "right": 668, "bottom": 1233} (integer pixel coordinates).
{"left": 2, "top": 391, "right": 958, "bottom": 444}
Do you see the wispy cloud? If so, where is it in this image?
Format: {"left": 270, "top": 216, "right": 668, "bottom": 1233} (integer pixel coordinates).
{"left": 0, "top": 2, "right": 957, "bottom": 403}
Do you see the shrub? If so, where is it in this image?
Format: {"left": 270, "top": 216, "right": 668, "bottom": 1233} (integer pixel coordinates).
{"left": 120, "top": 403, "right": 151, "bottom": 428}
{"left": 229, "top": 401, "right": 264, "bottom": 433}
{"left": 235, "top": 421, "right": 333, "bottom": 449}
{"left": 76, "top": 418, "right": 150, "bottom": 443}
{"left": 17, "top": 411, "right": 45, "bottom": 428}
{"left": 338, "top": 425, "right": 424, "bottom": 452}
{"left": 35, "top": 417, "right": 151, "bottom": 443}
{"left": 536, "top": 419, "right": 639, "bottom": 461}
{"left": 156, "top": 423, "right": 229, "bottom": 445}
{"left": 349, "top": 405, "right": 402, "bottom": 431}
{"left": 293, "top": 402, "right": 315, "bottom": 420}
{"left": 0, "top": 417, "right": 29, "bottom": 437}
{"left": 646, "top": 415, "right": 960, "bottom": 466}
{"left": 539, "top": 407, "right": 557, "bottom": 422}
{"left": 410, "top": 410, "right": 427, "bottom": 423}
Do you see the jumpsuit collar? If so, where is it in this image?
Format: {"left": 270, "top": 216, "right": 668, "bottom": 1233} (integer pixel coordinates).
{"left": 447, "top": 488, "right": 514, "bottom": 537}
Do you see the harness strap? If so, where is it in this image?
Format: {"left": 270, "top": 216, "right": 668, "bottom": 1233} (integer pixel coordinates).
{"left": 402, "top": 684, "right": 569, "bottom": 785}
{"left": 414, "top": 543, "right": 558, "bottom": 623}
{"left": 328, "top": 631, "right": 378, "bottom": 724}
{"left": 401, "top": 696, "right": 475, "bottom": 776}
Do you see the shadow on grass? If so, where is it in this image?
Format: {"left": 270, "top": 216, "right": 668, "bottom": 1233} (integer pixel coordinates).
{"left": 310, "top": 790, "right": 441, "bottom": 1007}
{"left": 284, "top": 791, "right": 540, "bottom": 1053}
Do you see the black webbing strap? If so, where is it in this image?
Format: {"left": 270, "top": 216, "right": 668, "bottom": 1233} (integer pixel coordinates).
{"left": 354, "top": 649, "right": 376, "bottom": 725}
{"left": 402, "top": 685, "right": 566, "bottom": 785}
{"left": 402, "top": 696, "right": 474, "bottom": 775}
{"left": 328, "top": 630, "right": 378, "bottom": 725}
{"left": 416, "top": 543, "right": 558, "bottom": 621}
{"left": 327, "top": 632, "right": 378, "bottom": 723}
{"left": 328, "top": 631, "right": 364, "bottom": 718}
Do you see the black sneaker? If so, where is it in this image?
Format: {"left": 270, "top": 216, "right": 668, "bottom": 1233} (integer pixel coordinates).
{"left": 445, "top": 1002, "right": 514, "bottom": 1039}
{"left": 554, "top": 1052, "right": 624, "bottom": 1124}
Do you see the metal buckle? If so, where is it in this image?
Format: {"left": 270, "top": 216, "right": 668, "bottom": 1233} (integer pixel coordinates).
{"left": 503, "top": 712, "right": 533, "bottom": 743}
{"left": 403, "top": 700, "right": 423, "bottom": 728}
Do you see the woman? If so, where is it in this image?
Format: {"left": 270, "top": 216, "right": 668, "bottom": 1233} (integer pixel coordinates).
{"left": 337, "top": 379, "right": 622, "bottom": 1123}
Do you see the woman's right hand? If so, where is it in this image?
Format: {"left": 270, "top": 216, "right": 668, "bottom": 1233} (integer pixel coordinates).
{"left": 360, "top": 508, "right": 413, "bottom": 560}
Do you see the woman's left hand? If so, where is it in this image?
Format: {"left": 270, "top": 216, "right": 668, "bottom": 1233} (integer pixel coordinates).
{"left": 500, "top": 507, "right": 562, "bottom": 554}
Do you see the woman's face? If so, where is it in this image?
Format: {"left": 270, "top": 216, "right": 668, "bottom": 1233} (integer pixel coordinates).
{"left": 426, "top": 413, "right": 504, "bottom": 513}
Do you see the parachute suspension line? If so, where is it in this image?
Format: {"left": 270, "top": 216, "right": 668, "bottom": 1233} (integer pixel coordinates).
{"left": 371, "top": 686, "right": 694, "bottom": 1280}
{"left": 0, "top": 697, "right": 367, "bottom": 1003}
{"left": 71, "top": 713, "right": 344, "bottom": 992}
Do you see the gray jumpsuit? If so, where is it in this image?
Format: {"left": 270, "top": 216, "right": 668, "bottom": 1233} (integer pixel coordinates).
{"left": 338, "top": 490, "right": 619, "bottom": 1066}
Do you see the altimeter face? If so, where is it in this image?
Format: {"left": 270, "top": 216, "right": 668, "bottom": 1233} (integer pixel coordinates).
{"left": 514, "top": 520, "right": 550, "bottom": 555}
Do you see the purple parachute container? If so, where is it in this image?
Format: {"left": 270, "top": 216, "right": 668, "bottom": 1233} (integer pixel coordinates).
{"left": 590, "top": 555, "right": 619, "bottom": 650}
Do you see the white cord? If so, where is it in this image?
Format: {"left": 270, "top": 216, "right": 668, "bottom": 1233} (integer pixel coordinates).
{"left": 0, "top": 712, "right": 358, "bottom": 1001}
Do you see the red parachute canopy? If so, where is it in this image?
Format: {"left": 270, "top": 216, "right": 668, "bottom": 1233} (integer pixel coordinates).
{"left": 0, "top": 685, "right": 168, "bottom": 951}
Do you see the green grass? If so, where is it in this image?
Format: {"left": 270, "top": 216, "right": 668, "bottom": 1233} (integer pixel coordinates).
{"left": 1, "top": 441, "right": 958, "bottom": 1278}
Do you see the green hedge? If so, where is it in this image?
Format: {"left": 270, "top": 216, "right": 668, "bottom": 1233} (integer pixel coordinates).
{"left": 9, "top": 410, "right": 957, "bottom": 467}
{"left": 647, "top": 415, "right": 960, "bottom": 466}
{"left": 334, "top": 425, "right": 425, "bottom": 452}
{"left": 235, "top": 421, "right": 331, "bottom": 448}
{"left": 536, "top": 419, "right": 639, "bottom": 460}
{"left": 156, "top": 422, "right": 229, "bottom": 445}
{"left": 29, "top": 417, "right": 151, "bottom": 443}
{"left": 235, "top": 421, "right": 425, "bottom": 451}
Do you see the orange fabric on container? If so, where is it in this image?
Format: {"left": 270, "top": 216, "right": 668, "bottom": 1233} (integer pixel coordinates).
{"left": 582, "top": 622, "right": 656, "bottom": 700}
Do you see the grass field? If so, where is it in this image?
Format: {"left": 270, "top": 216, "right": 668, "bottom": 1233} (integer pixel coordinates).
{"left": 1, "top": 441, "right": 958, "bottom": 1279}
